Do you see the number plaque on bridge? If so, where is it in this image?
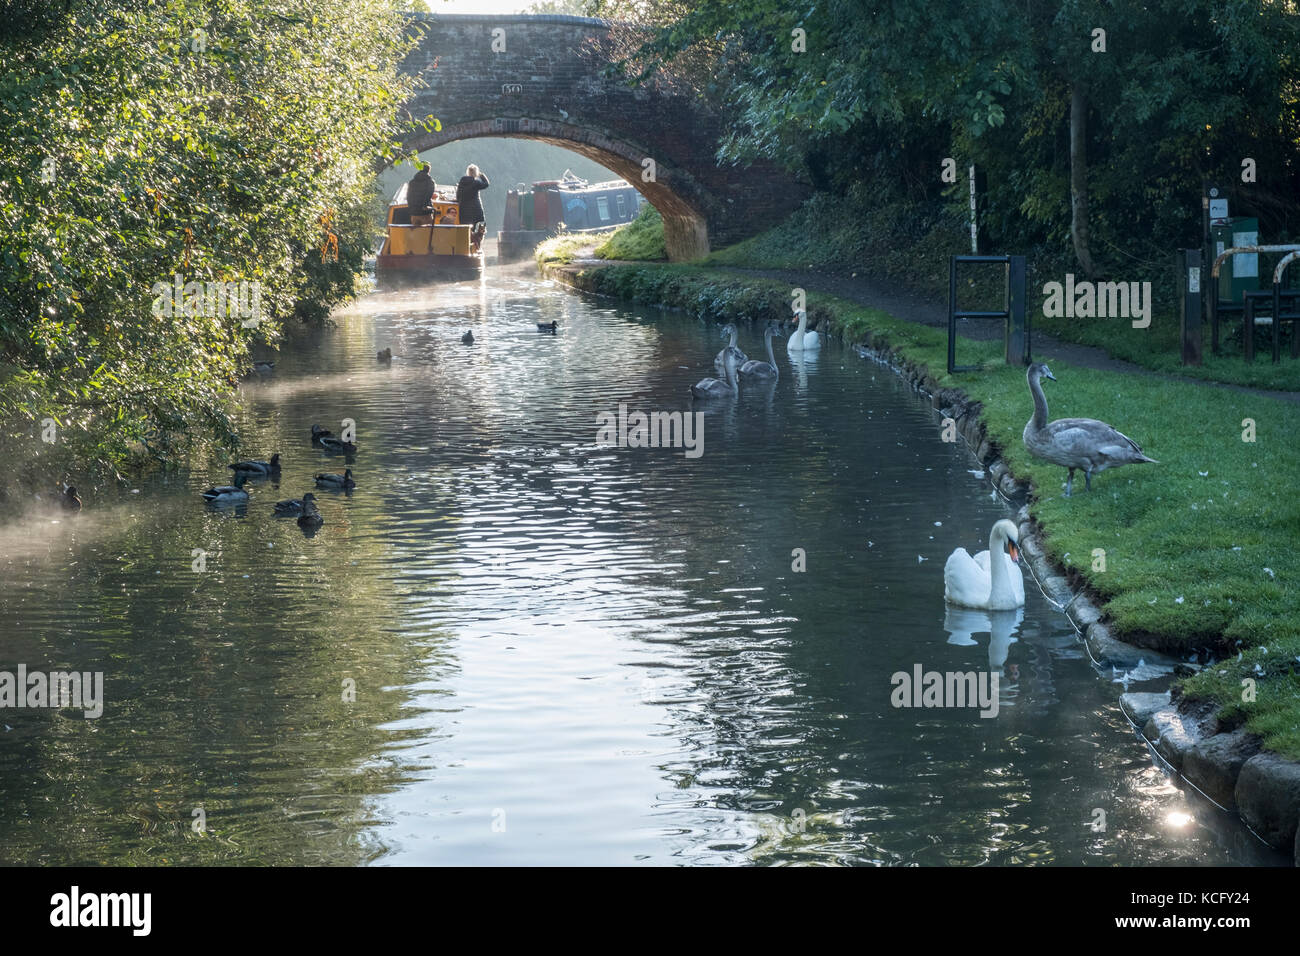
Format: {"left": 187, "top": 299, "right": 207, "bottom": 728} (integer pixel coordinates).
{"left": 502, "top": 83, "right": 523, "bottom": 95}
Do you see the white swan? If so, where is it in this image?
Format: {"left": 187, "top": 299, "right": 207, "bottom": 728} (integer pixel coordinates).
{"left": 738, "top": 324, "right": 779, "bottom": 381}
{"left": 943, "top": 518, "right": 1025, "bottom": 610}
{"left": 714, "top": 323, "right": 748, "bottom": 373}
{"left": 787, "top": 310, "right": 821, "bottom": 352}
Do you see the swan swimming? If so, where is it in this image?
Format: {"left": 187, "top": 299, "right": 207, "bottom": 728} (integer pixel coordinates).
{"left": 714, "top": 323, "right": 748, "bottom": 373}
{"left": 691, "top": 349, "right": 739, "bottom": 399}
{"left": 787, "top": 310, "right": 821, "bottom": 352}
{"left": 738, "top": 324, "right": 779, "bottom": 381}
{"left": 1023, "top": 363, "right": 1157, "bottom": 496}
{"left": 944, "top": 518, "right": 1025, "bottom": 610}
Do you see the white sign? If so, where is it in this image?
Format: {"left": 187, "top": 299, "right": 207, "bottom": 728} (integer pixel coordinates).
{"left": 1232, "top": 230, "right": 1258, "bottom": 278}
{"left": 1188, "top": 268, "right": 1200, "bottom": 293}
{"left": 1209, "top": 198, "right": 1228, "bottom": 220}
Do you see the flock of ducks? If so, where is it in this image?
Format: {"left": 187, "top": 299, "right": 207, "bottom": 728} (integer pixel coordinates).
{"left": 200, "top": 426, "right": 358, "bottom": 532}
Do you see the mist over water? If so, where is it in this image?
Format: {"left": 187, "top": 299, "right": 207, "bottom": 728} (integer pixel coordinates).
{"left": 0, "top": 268, "right": 1283, "bottom": 865}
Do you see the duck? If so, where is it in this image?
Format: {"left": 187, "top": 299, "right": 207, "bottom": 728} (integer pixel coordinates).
{"left": 317, "top": 433, "right": 356, "bottom": 454}
{"left": 296, "top": 493, "right": 324, "bottom": 528}
{"left": 273, "top": 495, "right": 305, "bottom": 516}
{"left": 201, "top": 473, "right": 250, "bottom": 504}
{"left": 228, "top": 453, "right": 280, "bottom": 476}
{"left": 59, "top": 484, "right": 82, "bottom": 512}
{"left": 461, "top": 330, "right": 474, "bottom": 345}
{"left": 690, "top": 350, "right": 739, "bottom": 399}
{"left": 944, "top": 518, "right": 1025, "bottom": 610}
{"left": 315, "top": 468, "right": 355, "bottom": 490}
{"left": 714, "top": 323, "right": 748, "bottom": 373}
{"left": 252, "top": 361, "right": 275, "bottom": 374}
{"left": 537, "top": 321, "right": 558, "bottom": 333}
{"left": 738, "top": 324, "right": 779, "bottom": 381}
{"left": 787, "top": 310, "right": 821, "bottom": 352}
{"left": 377, "top": 348, "right": 392, "bottom": 363}
{"left": 310, "top": 424, "right": 334, "bottom": 444}
{"left": 1023, "top": 363, "right": 1157, "bottom": 496}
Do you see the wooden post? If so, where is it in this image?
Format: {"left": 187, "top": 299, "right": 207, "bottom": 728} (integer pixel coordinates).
{"left": 1180, "top": 248, "right": 1203, "bottom": 366}
{"left": 1005, "top": 255, "right": 1028, "bottom": 365}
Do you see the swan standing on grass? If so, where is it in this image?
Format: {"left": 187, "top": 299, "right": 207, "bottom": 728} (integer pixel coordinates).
{"left": 738, "top": 324, "right": 779, "bottom": 381}
{"left": 691, "top": 349, "right": 739, "bottom": 399}
{"left": 714, "top": 323, "right": 748, "bottom": 373}
{"left": 787, "top": 310, "right": 821, "bottom": 352}
{"left": 944, "top": 518, "right": 1025, "bottom": 610}
{"left": 1023, "top": 363, "right": 1157, "bottom": 496}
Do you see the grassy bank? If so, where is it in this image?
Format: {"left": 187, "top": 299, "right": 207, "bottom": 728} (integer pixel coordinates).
{"left": 535, "top": 204, "right": 667, "bottom": 265}
{"left": 544, "top": 259, "right": 1300, "bottom": 759}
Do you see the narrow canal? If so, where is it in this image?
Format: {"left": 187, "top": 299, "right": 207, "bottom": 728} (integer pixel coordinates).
{"left": 0, "top": 268, "right": 1284, "bottom": 865}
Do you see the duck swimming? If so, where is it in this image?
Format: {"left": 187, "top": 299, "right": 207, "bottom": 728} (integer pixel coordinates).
{"left": 273, "top": 496, "right": 305, "bottom": 516}
{"left": 461, "top": 330, "right": 474, "bottom": 345}
{"left": 228, "top": 453, "right": 281, "bottom": 476}
{"left": 296, "top": 493, "right": 324, "bottom": 528}
{"left": 202, "top": 473, "right": 250, "bottom": 504}
{"left": 537, "top": 321, "right": 558, "bottom": 333}
{"left": 1023, "top": 363, "right": 1157, "bottom": 496}
{"left": 377, "top": 348, "right": 392, "bottom": 363}
{"left": 315, "top": 468, "right": 355, "bottom": 491}
{"left": 944, "top": 519, "right": 1025, "bottom": 610}
{"left": 60, "top": 485, "right": 82, "bottom": 512}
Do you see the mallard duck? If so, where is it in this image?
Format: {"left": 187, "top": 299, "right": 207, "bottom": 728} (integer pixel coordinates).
{"left": 377, "top": 348, "right": 392, "bottom": 362}
{"left": 60, "top": 485, "right": 82, "bottom": 512}
{"left": 315, "top": 468, "right": 355, "bottom": 490}
{"left": 228, "top": 453, "right": 280, "bottom": 476}
{"left": 537, "top": 321, "right": 557, "bottom": 333}
{"left": 461, "top": 330, "right": 474, "bottom": 345}
{"left": 297, "top": 493, "right": 323, "bottom": 528}
{"left": 317, "top": 433, "right": 356, "bottom": 454}
{"left": 1023, "top": 363, "right": 1157, "bottom": 496}
{"left": 273, "top": 496, "right": 305, "bottom": 516}
{"left": 310, "top": 424, "right": 333, "bottom": 444}
{"left": 201, "top": 473, "right": 250, "bottom": 503}
{"left": 252, "top": 361, "right": 275, "bottom": 374}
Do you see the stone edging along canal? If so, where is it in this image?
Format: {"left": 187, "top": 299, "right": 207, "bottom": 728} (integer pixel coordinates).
{"left": 540, "top": 258, "right": 1300, "bottom": 864}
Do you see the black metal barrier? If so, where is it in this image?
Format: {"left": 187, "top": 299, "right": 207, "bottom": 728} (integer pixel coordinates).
{"left": 947, "top": 255, "right": 1029, "bottom": 374}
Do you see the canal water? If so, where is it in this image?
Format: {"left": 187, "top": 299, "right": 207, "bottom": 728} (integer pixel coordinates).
{"left": 0, "top": 267, "right": 1284, "bottom": 865}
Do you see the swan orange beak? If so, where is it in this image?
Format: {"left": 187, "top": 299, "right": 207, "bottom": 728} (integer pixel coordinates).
{"left": 1008, "top": 542, "right": 1020, "bottom": 563}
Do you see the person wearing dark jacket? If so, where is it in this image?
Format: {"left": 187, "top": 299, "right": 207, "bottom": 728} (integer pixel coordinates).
{"left": 406, "top": 163, "right": 436, "bottom": 226}
{"left": 456, "top": 164, "right": 489, "bottom": 253}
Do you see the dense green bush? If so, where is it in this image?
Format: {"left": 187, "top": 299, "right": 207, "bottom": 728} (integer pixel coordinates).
{"left": 0, "top": 0, "right": 417, "bottom": 492}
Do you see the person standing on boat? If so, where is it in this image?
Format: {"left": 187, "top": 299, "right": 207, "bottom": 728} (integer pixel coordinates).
{"left": 456, "top": 164, "right": 490, "bottom": 253}
{"left": 407, "top": 162, "right": 436, "bottom": 226}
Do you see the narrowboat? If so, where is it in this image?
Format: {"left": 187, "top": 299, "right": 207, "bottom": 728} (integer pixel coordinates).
{"left": 375, "top": 182, "right": 483, "bottom": 284}
{"left": 497, "top": 172, "right": 645, "bottom": 263}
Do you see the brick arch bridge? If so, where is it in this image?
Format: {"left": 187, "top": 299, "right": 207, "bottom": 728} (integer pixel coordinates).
{"left": 396, "top": 13, "right": 808, "bottom": 261}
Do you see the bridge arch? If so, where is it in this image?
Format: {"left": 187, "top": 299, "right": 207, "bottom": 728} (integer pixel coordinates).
{"left": 396, "top": 13, "right": 806, "bottom": 261}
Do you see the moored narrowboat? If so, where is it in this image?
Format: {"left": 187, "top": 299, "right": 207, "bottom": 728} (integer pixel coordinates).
{"left": 498, "top": 172, "right": 644, "bottom": 263}
{"left": 375, "top": 182, "right": 483, "bottom": 284}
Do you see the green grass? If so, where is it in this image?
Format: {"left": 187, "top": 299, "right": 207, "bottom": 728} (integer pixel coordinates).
{"left": 534, "top": 204, "right": 666, "bottom": 267}
{"left": 550, "top": 260, "right": 1300, "bottom": 758}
